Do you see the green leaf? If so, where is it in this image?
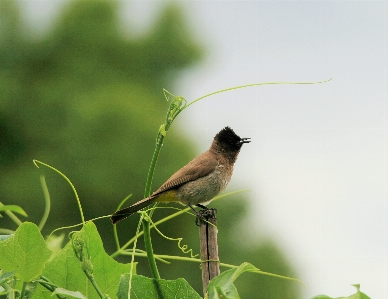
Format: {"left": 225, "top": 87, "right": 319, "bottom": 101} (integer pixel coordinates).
{"left": 207, "top": 262, "right": 302, "bottom": 299}
{"left": 0, "top": 222, "right": 52, "bottom": 282}
{"left": 45, "top": 233, "right": 65, "bottom": 262}
{"left": 207, "top": 265, "right": 247, "bottom": 299}
{"left": 34, "top": 221, "right": 133, "bottom": 299}
{"left": 0, "top": 271, "right": 16, "bottom": 284}
{"left": 0, "top": 235, "right": 13, "bottom": 241}
{"left": 52, "top": 288, "right": 88, "bottom": 299}
{"left": 0, "top": 205, "right": 28, "bottom": 217}
{"left": 117, "top": 274, "right": 202, "bottom": 299}
{"left": 311, "top": 284, "right": 371, "bottom": 299}
{"left": 25, "top": 281, "right": 39, "bottom": 299}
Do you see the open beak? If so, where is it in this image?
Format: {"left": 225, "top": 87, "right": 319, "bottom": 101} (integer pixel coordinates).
{"left": 239, "top": 137, "right": 251, "bottom": 144}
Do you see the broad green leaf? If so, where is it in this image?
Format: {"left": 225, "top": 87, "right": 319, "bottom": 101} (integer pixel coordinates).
{"left": 34, "top": 221, "right": 133, "bottom": 299}
{"left": 52, "top": 288, "right": 88, "bottom": 299}
{"left": 0, "top": 222, "right": 52, "bottom": 282}
{"left": 311, "top": 284, "right": 371, "bottom": 299}
{"left": 207, "top": 266, "right": 245, "bottom": 299}
{"left": 0, "top": 205, "right": 28, "bottom": 217}
{"left": 45, "top": 233, "right": 65, "bottom": 262}
{"left": 207, "top": 262, "right": 302, "bottom": 299}
{"left": 117, "top": 274, "right": 202, "bottom": 299}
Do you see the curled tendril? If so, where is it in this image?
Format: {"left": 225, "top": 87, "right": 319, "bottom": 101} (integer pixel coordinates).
{"left": 163, "top": 89, "right": 187, "bottom": 129}
{"left": 33, "top": 159, "right": 85, "bottom": 224}
{"left": 168, "top": 96, "right": 187, "bottom": 122}
{"left": 155, "top": 90, "right": 187, "bottom": 144}
{"left": 143, "top": 213, "right": 199, "bottom": 259}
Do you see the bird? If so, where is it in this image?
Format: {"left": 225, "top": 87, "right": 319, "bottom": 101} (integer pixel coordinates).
{"left": 111, "top": 126, "right": 250, "bottom": 224}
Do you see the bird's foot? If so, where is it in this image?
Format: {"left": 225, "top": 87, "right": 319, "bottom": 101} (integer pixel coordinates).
{"left": 195, "top": 207, "right": 217, "bottom": 226}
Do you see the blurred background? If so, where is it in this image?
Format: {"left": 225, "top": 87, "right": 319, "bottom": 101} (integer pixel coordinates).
{"left": 0, "top": 1, "right": 386, "bottom": 298}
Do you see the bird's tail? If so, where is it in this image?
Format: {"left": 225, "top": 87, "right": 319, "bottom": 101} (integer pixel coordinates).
{"left": 111, "top": 197, "right": 154, "bottom": 224}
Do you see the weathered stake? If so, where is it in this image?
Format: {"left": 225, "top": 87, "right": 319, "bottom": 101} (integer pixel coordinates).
{"left": 198, "top": 208, "right": 220, "bottom": 296}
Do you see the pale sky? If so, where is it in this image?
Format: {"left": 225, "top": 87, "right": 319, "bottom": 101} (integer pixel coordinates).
{"left": 22, "top": 1, "right": 387, "bottom": 298}
{"left": 175, "top": 2, "right": 387, "bottom": 298}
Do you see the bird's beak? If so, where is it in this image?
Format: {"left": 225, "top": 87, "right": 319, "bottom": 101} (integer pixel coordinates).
{"left": 239, "top": 137, "right": 251, "bottom": 144}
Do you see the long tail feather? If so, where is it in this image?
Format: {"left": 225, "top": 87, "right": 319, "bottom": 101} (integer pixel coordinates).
{"left": 111, "top": 197, "right": 153, "bottom": 224}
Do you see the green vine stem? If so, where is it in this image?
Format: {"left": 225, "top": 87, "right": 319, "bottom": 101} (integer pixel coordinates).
{"left": 2, "top": 281, "right": 16, "bottom": 299}
{"left": 38, "top": 175, "right": 51, "bottom": 231}
{"left": 36, "top": 276, "right": 66, "bottom": 299}
{"left": 110, "top": 190, "right": 248, "bottom": 258}
{"left": 71, "top": 231, "right": 108, "bottom": 299}
{"left": 33, "top": 160, "right": 85, "bottom": 225}
{"left": 141, "top": 90, "right": 187, "bottom": 279}
{"left": 143, "top": 90, "right": 187, "bottom": 199}
{"left": 20, "top": 282, "right": 27, "bottom": 299}
{"left": 185, "top": 79, "right": 332, "bottom": 108}
{"left": 113, "top": 194, "right": 132, "bottom": 251}
{"left": 142, "top": 216, "right": 160, "bottom": 279}
{"left": 0, "top": 202, "right": 22, "bottom": 226}
{"left": 136, "top": 79, "right": 331, "bottom": 281}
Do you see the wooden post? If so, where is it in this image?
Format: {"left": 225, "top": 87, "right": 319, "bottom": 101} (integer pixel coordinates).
{"left": 198, "top": 208, "right": 220, "bottom": 296}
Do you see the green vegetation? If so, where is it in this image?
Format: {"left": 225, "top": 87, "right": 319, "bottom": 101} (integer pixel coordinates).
{"left": 0, "top": 1, "right": 348, "bottom": 298}
{"left": 0, "top": 144, "right": 370, "bottom": 299}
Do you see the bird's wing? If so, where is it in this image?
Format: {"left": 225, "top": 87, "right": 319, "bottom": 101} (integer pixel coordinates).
{"left": 151, "top": 151, "right": 218, "bottom": 197}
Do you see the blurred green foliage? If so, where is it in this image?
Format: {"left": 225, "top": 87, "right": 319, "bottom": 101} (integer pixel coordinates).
{"left": 0, "top": 1, "right": 300, "bottom": 298}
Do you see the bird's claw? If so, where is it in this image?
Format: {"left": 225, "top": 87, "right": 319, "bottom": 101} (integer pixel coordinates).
{"left": 195, "top": 208, "right": 217, "bottom": 226}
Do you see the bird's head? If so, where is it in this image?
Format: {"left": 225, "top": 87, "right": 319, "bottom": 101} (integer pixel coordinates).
{"left": 213, "top": 126, "right": 250, "bottom": 154}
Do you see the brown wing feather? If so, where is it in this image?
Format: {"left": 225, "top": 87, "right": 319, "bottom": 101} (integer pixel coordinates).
{"left": 151, "top": 151, "right": 217, "bottom": 198}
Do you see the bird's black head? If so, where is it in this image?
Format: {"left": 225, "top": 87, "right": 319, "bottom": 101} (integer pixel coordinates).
{"left": 213, "top": 126, "right": 251, "bottom": 153}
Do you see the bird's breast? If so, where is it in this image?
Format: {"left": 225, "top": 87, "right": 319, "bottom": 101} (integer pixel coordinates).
{"left": 175, "top": 163, "right": 233, "bottom": 205}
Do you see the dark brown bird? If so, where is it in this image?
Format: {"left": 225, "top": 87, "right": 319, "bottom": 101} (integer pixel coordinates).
{"left": 111, "top": 126, "right": 250, "bottom": 224}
